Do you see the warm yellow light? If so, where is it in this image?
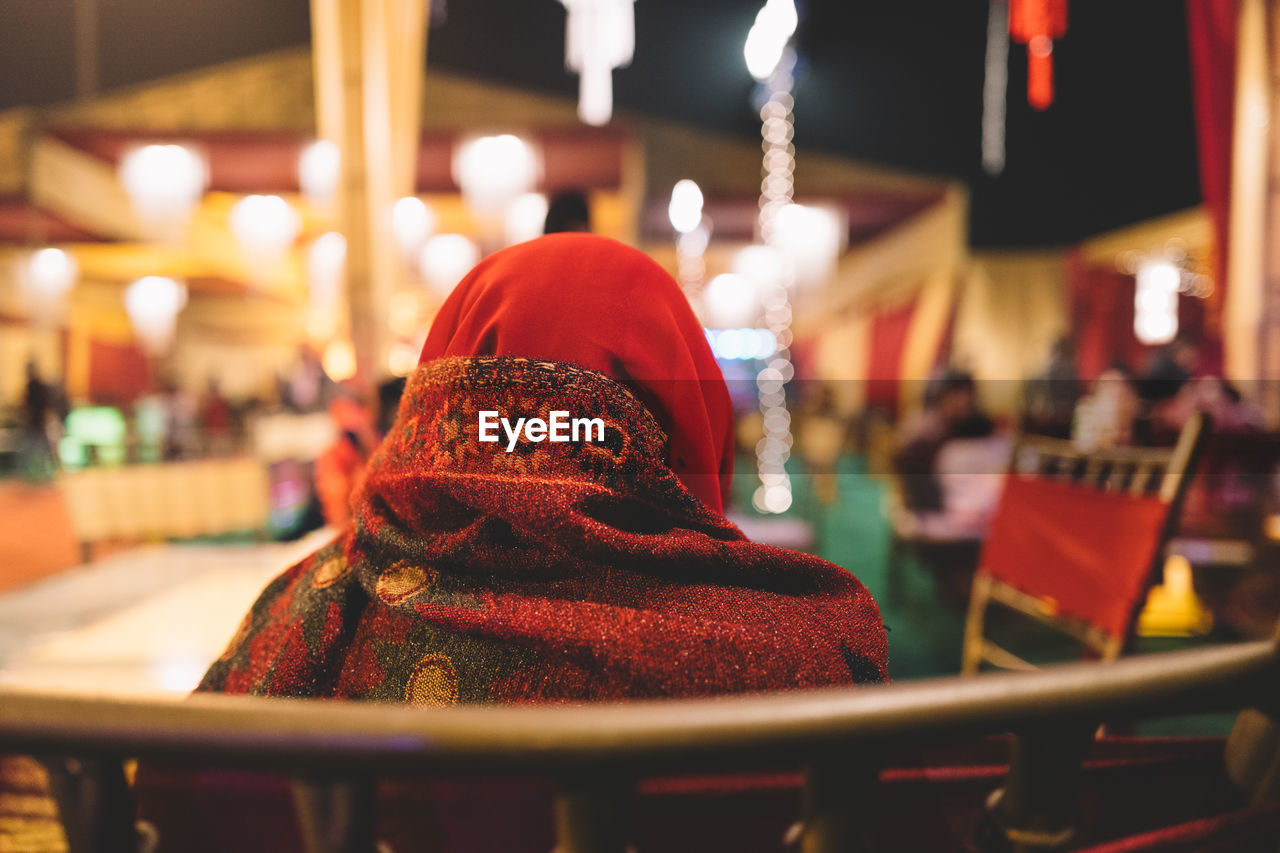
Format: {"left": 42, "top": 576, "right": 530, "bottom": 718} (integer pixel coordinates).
{"left": 388, "top": 291, "right": 422, "bottom": 338}
{"left": 771, "top": 203, "right": 845, "bottom": 289}
{"left": 703, "top": 273, "right": 760, "bottom": 330}
{"left": 118, "top": 144, "right": 208, "bottom": 232}
{"left": 306, "top": 232, "right": 347, "bottom": 304}
{"left": 418, "top": 234, "right": 479, "bottom": 298}
{"left": 124, "top": 276, "right": 187, "bottom": 353}
{"left": 229, "top": 195, "right": 301, "bottom": 260}
{"left": 744, "top": 0, "right": 797, "bottom": 81}
{"left": 392, "top": 196, "right": 437, "bottom": 258}
{"left": 20, "top": 247, "right": 78, "bottom": 325}
{"left": 305, "top": 303, "right": 340, "bottom": 343}
{"left": 1134, "top": 259, "right": 1180, "bottom": 345}
{"left": 25, "top": 248, "right": 78, "bottom": 296}
{"left": 388, "top": 344, "right": 419, "bottom": 377}
{"left": 504, "top": 193, "right": 549, "bottom": 245}
{"left": 322, "top": 340, "right": 357, "bottom": 382}
{"left": 298, "top": 140, "right": 340, "bottom": 208}
{"left": 668, "top": 180, "right": 704, "bottom": 234}
{"left": 452, "top": 135, "right": 539, "bottom": 217}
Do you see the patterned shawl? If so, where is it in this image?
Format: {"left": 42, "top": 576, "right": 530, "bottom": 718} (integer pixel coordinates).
{"left": 199, "top": 356, "right": 888, "bottom": 703}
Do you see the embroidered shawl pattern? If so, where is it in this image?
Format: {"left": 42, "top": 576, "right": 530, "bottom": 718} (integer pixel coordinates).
{"left": 200, "top": 357, "right": 888, "bottom": 704}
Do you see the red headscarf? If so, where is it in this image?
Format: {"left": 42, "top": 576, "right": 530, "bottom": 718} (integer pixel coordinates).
{"left": 419, "top": 233, "right": 734, "bottom": 514}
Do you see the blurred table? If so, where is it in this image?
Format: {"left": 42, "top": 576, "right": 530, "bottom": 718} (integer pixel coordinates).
{"left": 0, "top": 529, "right": 334, "bottom": 697}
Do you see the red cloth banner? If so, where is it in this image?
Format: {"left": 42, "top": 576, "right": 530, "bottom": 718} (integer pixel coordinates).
{"left": 866, "top": 294, "right": 920, "bottom": 413}
{"left": 1186, "top": 0, "right": 1237, "bottom": 305}
{"left": 88, "top": 338, "right": 150, "bottom": 404}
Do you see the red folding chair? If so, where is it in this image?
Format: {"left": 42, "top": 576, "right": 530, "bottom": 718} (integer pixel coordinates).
{"left": 962, "top": 413, "right": 1209, "bottom": 674}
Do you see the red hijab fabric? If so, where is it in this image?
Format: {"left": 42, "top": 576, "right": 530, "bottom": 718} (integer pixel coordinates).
{"left": 420, "top": 233, "right": 734, "bottom": 515}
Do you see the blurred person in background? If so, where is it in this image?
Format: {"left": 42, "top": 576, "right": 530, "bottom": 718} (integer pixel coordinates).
{"left": 542, "top": 189, "right": 591, "bottom": 234}
{"left": 1137, "top": 335, "right": 1199, "bottom": 405}
{"left": 893, "top": 368, "right": 995, "bottom": 516}
{"left": 314, "top": 395, "right": 378, "bottom": 529}
{"left": 1023, "top": 336, "right": 1082, "bottom": 439}
{"left": 19, "top": 359, "right": 57, "bottom": 481}
{"left": 892, "top": 369, "right": 1008, "bottom": 556}
{"left": 376, "top": 375, "right": 407, "bottom": 435}
{"left": 283, "top": 347, "right": 332, "bottom": 412}
{"left": 198, "top": 378, "right": 233, "bottom": 456}
{"left": 1073, "top": 365, "right": 1140, "bottom": 450}
{"left": 314, "top": 377, "right": 407, "bottom": 529}
{"left": 1155, "top": 375, "right": 1262, "bottom": 435}
{"left": 161, "top": 379, "right": 198, "bottom": 461}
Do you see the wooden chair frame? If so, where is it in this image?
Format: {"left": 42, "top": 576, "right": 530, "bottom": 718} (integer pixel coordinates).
{"left": 962, "top": 413, "right": 1211, "bottom": 675}
{"left": 1, "top": 635, "right": 1278, "bottom": 853}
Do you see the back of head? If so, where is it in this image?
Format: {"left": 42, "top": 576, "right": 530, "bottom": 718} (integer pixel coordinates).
{"left": 418, "top": 233, "right": 734, "bottom": 514}
{"left": 543, "top": 190, "right": 591, "bottom": 234}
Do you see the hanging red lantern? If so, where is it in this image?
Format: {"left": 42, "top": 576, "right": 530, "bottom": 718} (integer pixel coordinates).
{"left": 1009, "top": 0, "right": 1068, "bottom": 110}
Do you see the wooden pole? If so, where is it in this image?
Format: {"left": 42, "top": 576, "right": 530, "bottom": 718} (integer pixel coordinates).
{"left": 310, "top": 0, "right": 428, "bottom": 388}
{"left": 1224, "top": 0, "right": 1269, "bottom": 397}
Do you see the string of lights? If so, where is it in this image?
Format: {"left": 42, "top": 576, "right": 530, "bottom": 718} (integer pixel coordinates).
{"left": 669, "top": 178, "right": 710, "bottom": 310}
{"left": 752, "top": 44, "right": 798, "bottom": 515}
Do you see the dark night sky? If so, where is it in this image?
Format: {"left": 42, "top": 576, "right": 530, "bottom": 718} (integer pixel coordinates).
{"left": 0, "top": 0, "right": 1202, "bottom": 248}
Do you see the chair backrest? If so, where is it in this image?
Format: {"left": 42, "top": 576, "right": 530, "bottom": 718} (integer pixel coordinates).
{"left": 962, "top": 413, "right": 1210, "bottom": 674}
{"left": 1, "top": 636, "right": 1276, "bottom": 853}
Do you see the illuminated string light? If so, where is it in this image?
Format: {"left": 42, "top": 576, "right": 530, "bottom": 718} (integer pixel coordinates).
{"left": 744, "top": 0, "right": 798, "bottom": 82}
{"left": 757, "top": 53, "right": 796, "bottom": 245}
{"left": 675, "top": 225, "right": 710, "bottom": 309}
{"left": 670, "top": 180, "right": 710, "bottom": 306}
{"left": 705, "top": 328, "right": 778, "bottom": 361}
{"left": 749, "top": 16, "right": 798, "bottom": 515}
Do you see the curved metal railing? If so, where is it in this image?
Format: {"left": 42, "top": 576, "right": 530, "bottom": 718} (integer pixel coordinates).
{"left": 2, "top": 639, "right": 1278, "bottom": 853}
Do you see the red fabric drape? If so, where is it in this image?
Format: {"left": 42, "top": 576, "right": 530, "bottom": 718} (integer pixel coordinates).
{"left": 1065, "top": 252, "right": 1209, "bottom": 381}
{"left": 1186, "top": 0, "right": 1237, "bottom": 300}
{"left": 980, "top": 476, "right": 1170, "bottom": 639}
{"left": 1066, "top": 251, "right": 1139, "bottom": 381}
{"left": 866, "top": 295, "right": 919, "bottom": 412}
{"left": 88, "top": 339, "right": 150, "bottom": 403}
{"left": 1186, "top": 0, "right": 1237, "bottom": 376}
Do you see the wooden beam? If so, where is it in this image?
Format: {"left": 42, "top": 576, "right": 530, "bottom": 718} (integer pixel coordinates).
{"left": 29, "top": 136, "right": 146, "bottom": 242}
